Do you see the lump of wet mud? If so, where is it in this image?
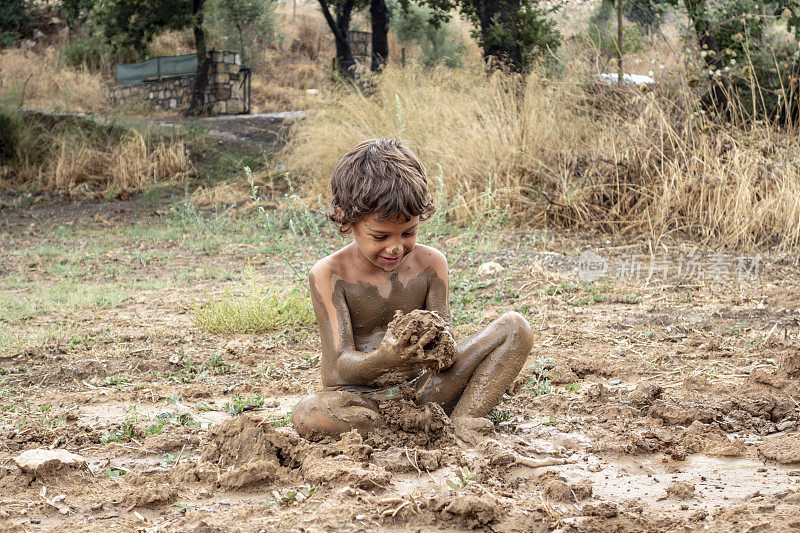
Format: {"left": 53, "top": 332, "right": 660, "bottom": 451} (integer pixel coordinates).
{"left": 373, "top": 446, "right": 442, "bottom": 472}
{"left": 666, "top": 481, "right": 695, "bottom": 500}
{"left": 628, "top": 383, "right": 662, "bottom": 406}
{"left": 430, "top": 492, "right": 500, "bottom": 529}
{"left": 758, "top": 434, "right": 800, "bottom": 464}
{"left": 329, "top": 429, "right": 373, "bottom": 463}
{"left": 368, "top": 386, "right": 454, "bottom": 448}
{"left": 703, "top": 434, "right": 746, "bottom": 457}
{"left": 300, "top": 452, "right": 391, "bottom": 490}
{"left": 201, "top": 414, "right": 308, "bottom": 470}
{"left": 124, "top": 482, "right": 178, "bottom": 508}
{"left": 778, "top": 348, "right": 800, "bottom": 377}
{"left": 386, "top": 310, "right": 456, "bottom": 371}
{"left": 538, "top": 471, "right": 593, "bottom": 502}
{"left": 582, "top": 502, "right": 619, "bottom": 518}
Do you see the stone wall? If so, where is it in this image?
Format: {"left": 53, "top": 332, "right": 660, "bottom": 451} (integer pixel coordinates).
{"left": 108, "top": 51, "right": 246, "bottom": 115}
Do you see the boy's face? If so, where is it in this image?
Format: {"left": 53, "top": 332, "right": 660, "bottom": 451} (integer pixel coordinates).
{"left": 350, "top": 213, "right": 419, "bottom": 273}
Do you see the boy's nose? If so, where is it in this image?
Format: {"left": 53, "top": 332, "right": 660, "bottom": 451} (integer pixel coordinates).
{"left": 385, "top": 243, "right": 402, "bottom": 256}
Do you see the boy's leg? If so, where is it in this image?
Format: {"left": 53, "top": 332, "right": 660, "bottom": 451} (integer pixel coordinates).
{"left": 415, "top": 311, "right": 534, "bottom": 418}
{"left": 292, "top": 391, "right": 381, "bottom": 441}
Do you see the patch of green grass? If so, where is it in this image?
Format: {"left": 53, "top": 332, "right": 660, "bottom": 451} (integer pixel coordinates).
{"left": 564, "top": 382, "right": 581, "bottom": 392}
{"left": 193, "top": 275, "right": 315, "bottom": 334}
{"left": 268, "top": 408, "right": 293, "bottom": 427}
{"left": 262, "top": 484, "right": 318, "bottom": 507}
{"left": 167, "top": 354, "right": 235, "bottom": 383}
{"left": 224, "top": 393, "right": 267, "bottom": 415}
{"left": 0, "top": 281, "right": 133, "bottom": 325}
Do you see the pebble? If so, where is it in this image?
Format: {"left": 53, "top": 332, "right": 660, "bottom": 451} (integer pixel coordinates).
{"left": 608, "top": 379, "right": 622, "bottom": 386}
{"left": 477, "top": 262, "right": 505, "bottom": 277}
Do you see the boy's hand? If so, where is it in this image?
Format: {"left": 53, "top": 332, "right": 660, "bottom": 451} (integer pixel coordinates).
{"left": 379, "top": 324, "right": 437, "bottom": 368}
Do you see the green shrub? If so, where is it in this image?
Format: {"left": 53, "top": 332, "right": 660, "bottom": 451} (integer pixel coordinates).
{"left": 206, "top": 0, "right": 276, "bottom": 66}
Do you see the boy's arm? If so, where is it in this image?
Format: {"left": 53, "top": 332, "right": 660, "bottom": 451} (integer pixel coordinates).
{"left": 309, "top": 265, "right": 416, "bottom": 388}
{"left": 423, "top": 248, "right": 452, "bottom": 328}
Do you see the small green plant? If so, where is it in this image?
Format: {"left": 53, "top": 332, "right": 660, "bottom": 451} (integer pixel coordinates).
{"left": 268, "top": 408, "right": 293, "bottom": 428}
{"left": 224, "top": 393, "right": 266, "bottom": 415}
{"left": 543, "top": 416, "right": 558, "bottom": 427}
{"left": 488, "top": 407, "right": 512, "bottom": 425}
{"left": 299, "top": 353, "right": 320, "bottom": 368}
{"left": 564, "top": 382, "right": 581, "bottom": 392}
{"left": 524, "top": 356, "right": 553, "bottom": 397}
{"left": 262, "top": 484, "right": 318, "bottom": 507}
{"left": 105, "top": 466, "right": 129, "bottom": 478}
{"left": 446, "top": 466, "right": 474, "bottom": 489}
{"left": 101, "top": 423, "right": 135, "bottom": 443}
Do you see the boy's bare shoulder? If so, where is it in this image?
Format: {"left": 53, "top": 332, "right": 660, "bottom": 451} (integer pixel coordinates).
{"left": 309, "top": 245, "right": 352, "bottom": 286}
{"left": 411, "top": 244, "right": 448, "bottom": 274}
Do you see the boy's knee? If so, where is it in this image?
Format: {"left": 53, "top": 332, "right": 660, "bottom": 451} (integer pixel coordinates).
{"left": 499, "top": 311, "right": 534, "bottom": 346}
{"left": 292, "top": 392, "right": 380, "bottom": 441}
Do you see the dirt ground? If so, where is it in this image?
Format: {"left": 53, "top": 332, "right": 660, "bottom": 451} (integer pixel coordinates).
{"left": 2, "top": 195, "right": 800, "bottom": 532}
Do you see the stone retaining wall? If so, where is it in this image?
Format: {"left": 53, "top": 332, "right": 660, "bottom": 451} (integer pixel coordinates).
{"left": 108, "top": 51, "right": 246, "bottom": 115}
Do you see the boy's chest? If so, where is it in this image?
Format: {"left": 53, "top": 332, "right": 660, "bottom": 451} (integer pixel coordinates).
{"left": 342, "top": 272, "right": 431, "bottom": 348}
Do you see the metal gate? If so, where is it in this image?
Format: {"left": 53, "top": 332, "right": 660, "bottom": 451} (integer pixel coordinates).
{"left": 238, "top": 66, "right": 252, "bottom": 114}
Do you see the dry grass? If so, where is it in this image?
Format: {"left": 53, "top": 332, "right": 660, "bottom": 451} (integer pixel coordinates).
{"left": 1, "top": 109, "right": 192, "bottom": 197}
{"left": 0, "top": 48, "right": 110, "bottom": 113}
{"left": 44, "top": 129, "right": 191, "bottom": 195}
{"left": 283, "top": 62, "right": 800, "bottom": 250}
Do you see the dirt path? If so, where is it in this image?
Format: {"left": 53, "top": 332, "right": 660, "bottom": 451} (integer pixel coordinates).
{"left": 1, "top": 200, "right": 800, "bottom": 531}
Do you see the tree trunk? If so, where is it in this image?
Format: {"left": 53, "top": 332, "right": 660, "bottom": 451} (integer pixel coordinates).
{"left": 317, "top": 0, "right": 355, "bottom": 75}
{"left": 370, "top": 0, "right": 390, "bottom": 72}
{"left": 617, "top": 1, "right": 623, "bottom": 85}
{"left": 188, "top": 0, "right": 208, "bottom": 116}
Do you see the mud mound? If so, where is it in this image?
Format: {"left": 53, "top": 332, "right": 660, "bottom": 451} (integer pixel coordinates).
{"left": 201, "top": 414, "right": 309, "bottom": 470}
{"left": 430, "top": 492, "right": 500, "bottom": 529}
{"left": 124, "top": 482, "right": 178, "bottom": 508}
{"left": 369, "top": 385, "right": 454, "bottom": 448}
{"left": 778, "top": 348, "right": 800, "bottom": 377}
{"left": 666, "top": 481, "right": 695, "bottom": 500}
{"left": 758, "top": 434, "right": 800, "bottom": 464}
{"left": 387, "top": 310, "right": 456, "bottom": 371}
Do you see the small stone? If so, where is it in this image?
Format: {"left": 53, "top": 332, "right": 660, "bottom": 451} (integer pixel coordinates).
{"left": 608, "top": 379, "right": 621, "bottom": 386}
{"left": 477, "top": 262, "right": 505, "bottom": 277}
{"left": 14, "top": 449, "right": 88, "bottom": 476}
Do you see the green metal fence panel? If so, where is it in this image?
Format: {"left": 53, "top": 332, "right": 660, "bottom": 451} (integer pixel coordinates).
{"left": 115, "top": 54, "right": 198, "bottom": 85}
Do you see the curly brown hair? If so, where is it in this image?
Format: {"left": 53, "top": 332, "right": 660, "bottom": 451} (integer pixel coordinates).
{"left": 328, "top": 138, "right": 435, "bottom": 232}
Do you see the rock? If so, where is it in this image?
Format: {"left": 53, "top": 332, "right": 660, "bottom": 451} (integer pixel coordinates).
{"left": 477, "top": 262, "right": 505, "bottom": 278}
{"left": 19, "top": 39, "right": 37, "bottom": 50}
{"left": 758, "top": 434, "right": 800, "bottom": 464}
{"left": 14, "top": 449, "right": 88, "bottom": 476}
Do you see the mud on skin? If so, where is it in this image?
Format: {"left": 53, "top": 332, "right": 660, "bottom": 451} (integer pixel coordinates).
{"left": 293, "top": 258, "right": 535, "bottom": 441}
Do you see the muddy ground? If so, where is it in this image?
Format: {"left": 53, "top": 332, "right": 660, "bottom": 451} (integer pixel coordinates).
{"left": 1, "top": 194, "right": 800, "bottom": 532}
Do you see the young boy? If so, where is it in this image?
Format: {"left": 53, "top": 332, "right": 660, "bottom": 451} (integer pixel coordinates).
{"left": 292, "top": 138, "right": 534, "bottom": 441}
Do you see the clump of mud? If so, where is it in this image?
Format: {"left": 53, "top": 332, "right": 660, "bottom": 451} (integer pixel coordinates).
{"left": 368, "top": 384, "right": 454, "bottom": 448}
{"left": 386, "top": 310, "right": 456, "bottom": 371}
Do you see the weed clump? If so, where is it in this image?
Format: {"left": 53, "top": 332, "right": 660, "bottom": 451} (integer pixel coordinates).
{"left": 192, "top": 276, "right": 315, "bottom": 334}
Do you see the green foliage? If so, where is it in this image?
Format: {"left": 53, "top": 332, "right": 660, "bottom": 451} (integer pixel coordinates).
{"left": 413, "top": 0, "right": 561, "bottom": 70}
{"left": 388, "top": 0, "right": 467, "bottom": 67}
{"left": 75, "top": 0, "right": 198, "bottom": 54}
{"left": 206, "top": 0, "right": 276, "bottom": 65}
{"left": 59, "top": 34, "right": 137, "bottom": 71}
{"left": 524, "top": 355, "right": 552, "bottom": 396}
{"left": 446, "top": 466, "right": 474, "bottom": 489}
{"left": 0, "top": 0, "right": 30, "bottom": 48}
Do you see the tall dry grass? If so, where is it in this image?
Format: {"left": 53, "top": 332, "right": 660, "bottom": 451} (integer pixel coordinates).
{"left": 1, "top": 109, "right": 191, "bottom": 197}
{"left": 283, "top": 63, "right": 800, "bottom": 250}
{"left": 0, "top": 48, "right": 110, "bottom": 113}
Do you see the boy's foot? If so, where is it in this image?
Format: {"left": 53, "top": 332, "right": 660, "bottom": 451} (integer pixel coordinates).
{"left": 452, "top": 416, "right": 494, "bottom": 446}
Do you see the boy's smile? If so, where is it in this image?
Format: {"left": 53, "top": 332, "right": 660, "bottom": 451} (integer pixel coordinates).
{"left": 350, "top": 214, "right": 420, "bottom": 273}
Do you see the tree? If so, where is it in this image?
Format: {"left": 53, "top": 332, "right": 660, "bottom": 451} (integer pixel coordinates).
{"left": 370, "top": 0, "right": 390, "bottom": 71}
{"left": 0, "top": 0, "right": 31, "bottom": 48}
{"left": 317, "top": 0, "right": 369, "bottom": 74}
{"left": 206, "top": 0, "right": 276, "bottom": 66}
{"left": 411, "top": 0, "right": 560, "bottom": 71}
